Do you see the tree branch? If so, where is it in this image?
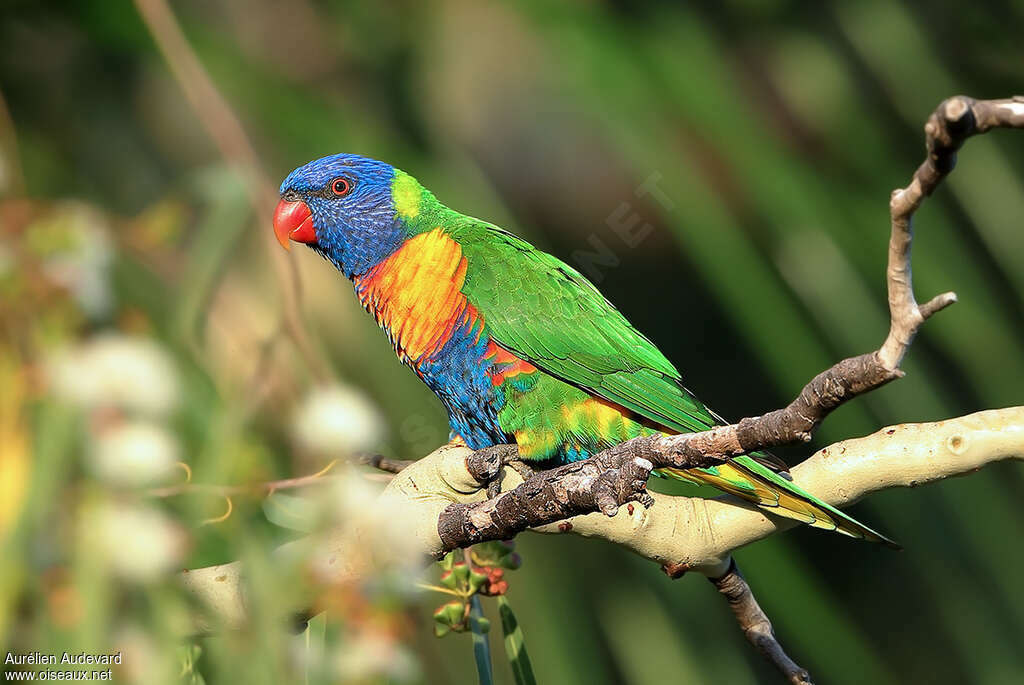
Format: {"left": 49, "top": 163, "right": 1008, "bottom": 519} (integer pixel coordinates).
{"left": 540, "top": 96, "right": 1022, "bottom": 473}
{"left": 532, "top": 407, "right": 1024, "bottom": 572}
{"left": 425, "top": 95, "right": 1024, "bottom": 549}
{"left": 180, "top": 408, "right": 1024, "bottom": 629}
{"left": 710, "top": 560, "right": 812, "bottom": 685}
{"left": 880, "top": 95, "right": 1024, "bottom": 368}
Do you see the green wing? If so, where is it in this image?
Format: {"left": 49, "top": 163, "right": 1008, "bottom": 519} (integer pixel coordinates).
{"left": 456, "top": 223, "right": 720, "bottom": 435}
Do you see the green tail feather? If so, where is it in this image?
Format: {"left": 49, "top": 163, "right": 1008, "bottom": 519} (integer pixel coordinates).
{"left": 662, "top": 455, "right": 901, "bottom": 549}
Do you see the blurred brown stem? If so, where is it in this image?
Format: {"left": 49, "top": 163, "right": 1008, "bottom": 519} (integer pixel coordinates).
{"left": 149, "top": 454, "right": 414, "bottom": 500}
{"left": 355, "top": 453, "right": 414, "bottom": 474}
{"left": 0, "top": 87, "right": 25, "bottom": 196}
{"left": 132, "top": 0, "right": 331, "bottom": 382}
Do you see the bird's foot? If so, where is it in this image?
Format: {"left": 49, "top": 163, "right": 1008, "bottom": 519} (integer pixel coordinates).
{"left": 464, "top": 444, "right": 520, "bottom": 497}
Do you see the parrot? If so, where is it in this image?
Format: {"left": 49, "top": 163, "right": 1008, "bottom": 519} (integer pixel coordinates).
{"left": 273, "top": 153, "right": 897, "bottom": 547}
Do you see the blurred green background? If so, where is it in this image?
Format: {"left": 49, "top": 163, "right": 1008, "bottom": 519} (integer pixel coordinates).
{"left": 1, "top": 0, "right": 1023, "bottom": 683}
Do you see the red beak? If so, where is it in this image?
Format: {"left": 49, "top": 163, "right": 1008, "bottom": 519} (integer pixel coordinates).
{"left": 273, "top": 199, "right": 316, "bottom": 250}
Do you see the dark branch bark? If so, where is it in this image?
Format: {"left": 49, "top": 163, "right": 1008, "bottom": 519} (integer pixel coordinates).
{"left": 437, "top": 451, "right": 657, "bottom": 551}
{"left": 710, "top": 560, "right": 813, "bottom": 685}
{"left": 574, "top": 352, "right": 903, "bottom": 468}
{"left": 880, "top": 95, "right": 1023, "bottom": 367}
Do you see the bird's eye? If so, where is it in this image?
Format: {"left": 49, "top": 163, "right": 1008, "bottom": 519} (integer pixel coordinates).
{"left": 330, "top": 177, "right": 352, "bottom": 196}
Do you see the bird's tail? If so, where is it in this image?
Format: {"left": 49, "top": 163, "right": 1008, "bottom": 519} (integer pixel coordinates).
{"left": 661, "top": 455, "right": 900, "bottom": 548}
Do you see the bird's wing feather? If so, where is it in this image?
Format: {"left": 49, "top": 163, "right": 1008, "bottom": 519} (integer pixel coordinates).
{"left": 457, "top": 223, "right": 720, "bottom": 435}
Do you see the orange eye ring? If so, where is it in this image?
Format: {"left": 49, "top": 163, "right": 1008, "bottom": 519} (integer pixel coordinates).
{"left": 331, "top": 177, "right": 351, "bottom": 196}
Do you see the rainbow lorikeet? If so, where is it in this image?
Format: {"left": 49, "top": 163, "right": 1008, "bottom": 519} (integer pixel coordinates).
{"left": 274, "top": 153, "right": 896, "bottom": 546}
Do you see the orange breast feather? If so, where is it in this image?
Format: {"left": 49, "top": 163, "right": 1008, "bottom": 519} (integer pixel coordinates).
{"left": 355, "top": 229, "right": 475, "bottom": 363}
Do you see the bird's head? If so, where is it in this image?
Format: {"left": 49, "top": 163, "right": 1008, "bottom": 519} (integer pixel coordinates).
{"left": 274, "top": 153, "right": 422, "bottom": 277}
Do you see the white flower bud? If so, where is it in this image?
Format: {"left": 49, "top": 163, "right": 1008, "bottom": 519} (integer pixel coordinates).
{"left": 46, "top": 333, "right": 180, "bottom": 418}
{"left": 89, "top": 420, "right": 179, "bottom": 487}
{"left": 86, "top": 501, "right": 186, "bottom": 582}
{"left": 291, "top": 385, "right": 385, "bottom": 457}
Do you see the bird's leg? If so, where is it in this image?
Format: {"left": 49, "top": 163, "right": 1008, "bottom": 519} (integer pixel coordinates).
{"left": 462, "top": 444, "right": 519, "bottom": 497}
{"left": 485, "top": 456, "right": 538, "bottom": 497}
{"left": 464, "top": 445, "right": 535, "bottom": 498}
{"left": 486, "top": 478, "right": 502, "bottom": 499}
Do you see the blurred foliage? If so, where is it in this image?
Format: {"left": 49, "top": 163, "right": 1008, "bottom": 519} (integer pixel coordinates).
{"left": 1, "top": 0, "right": 1023, "bottom": 683}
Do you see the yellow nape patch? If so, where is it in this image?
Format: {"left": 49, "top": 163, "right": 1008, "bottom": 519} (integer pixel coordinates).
{"left": 355, "top": 228, "right": 473, "bottom": 362}
{"left": 392, "top": 170, "right": 422, "bottom": 219}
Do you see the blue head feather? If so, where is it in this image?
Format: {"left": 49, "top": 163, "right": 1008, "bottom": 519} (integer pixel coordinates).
{"left": 279, "top": 153, "right": 407, "bottom": 277}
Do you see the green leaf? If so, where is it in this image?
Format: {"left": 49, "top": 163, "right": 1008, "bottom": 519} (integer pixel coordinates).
{"left": 498, "top": 596, "right": 536, "bottom": 685}
{"left": 468, "top": 595, "right": 493, "bottom": 685}
{"left": 433, "top": 600, "right": 467, "bottom": 633}
{"left": 438, "top": 550, "right": 457, "bottom": 571}
{"left": 176, "top": 644, "right": 206, "bottom": 685}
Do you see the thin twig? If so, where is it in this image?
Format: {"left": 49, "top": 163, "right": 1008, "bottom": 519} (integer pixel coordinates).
{"left": 710, "top": 560, "right": 812, "bottom": 685}
{"left": 355, "top": 453, "right": 414, "bottom": 474}
{"left": 149, "top": 453, "right": 415, "bottom": 500}
{"left": 880, "top": 95, "right": 1024, "bottom": 367}
{"left": 0, "top": 87, "right": 25, "bottom": 196}
{"left": 199, "top": 495, "right": 234, "bottom": 527}
{"left": 148, "top": 460, "right": 339, "bottom": 498}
